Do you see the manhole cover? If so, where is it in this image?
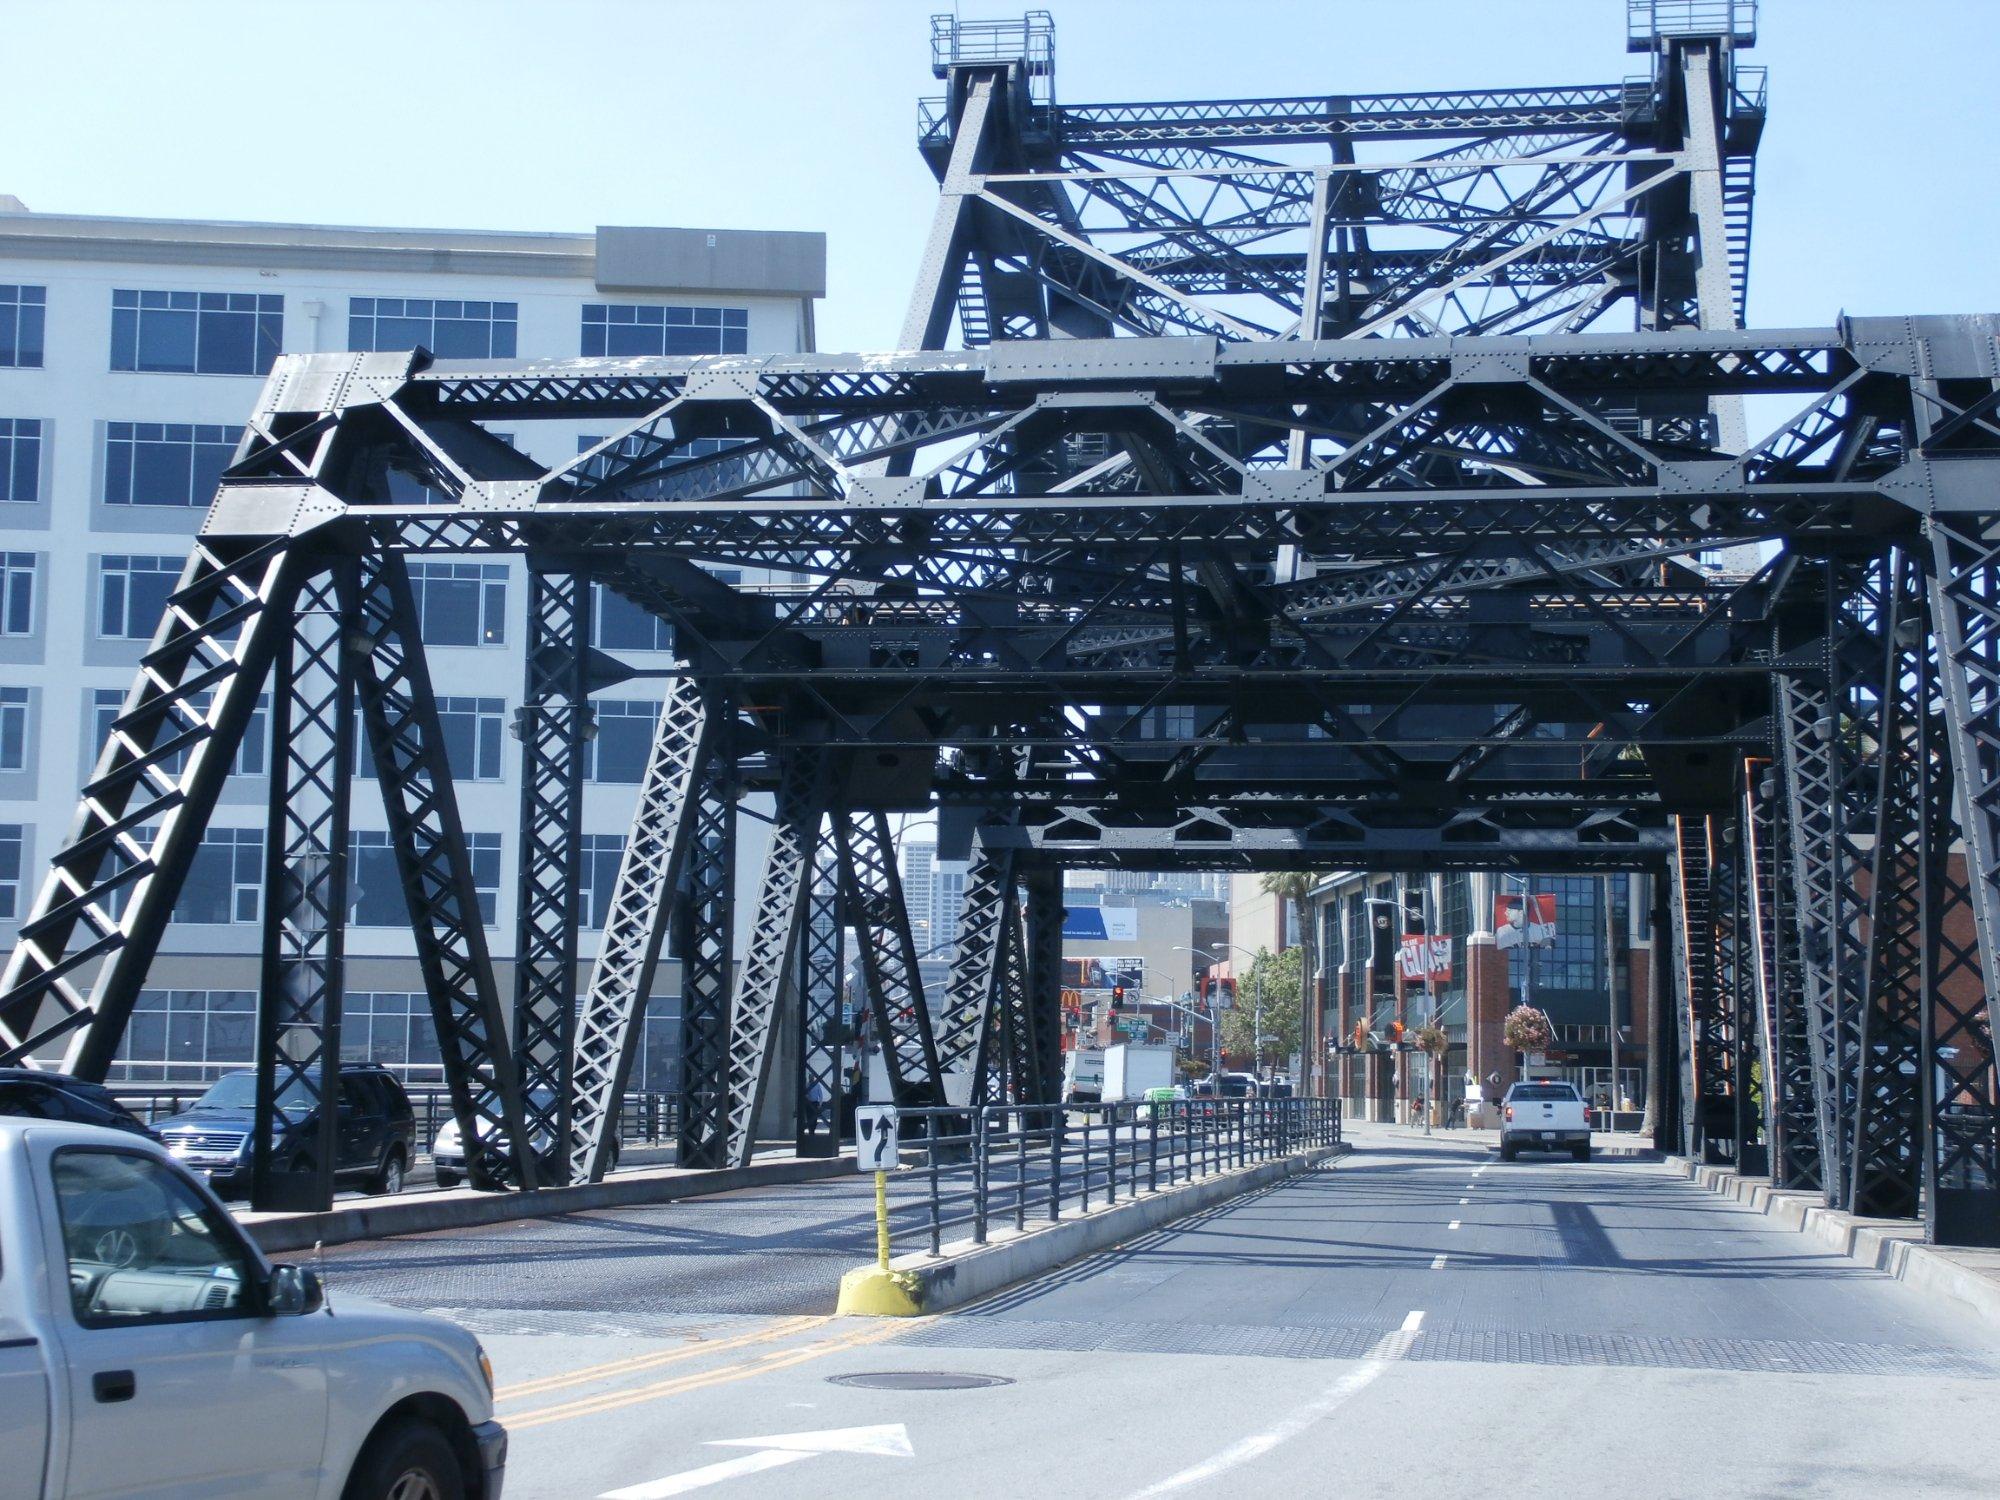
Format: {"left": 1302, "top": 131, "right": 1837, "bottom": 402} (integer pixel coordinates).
{"left": 827, "top": 1370, "right": 1015, "bottom": 1391}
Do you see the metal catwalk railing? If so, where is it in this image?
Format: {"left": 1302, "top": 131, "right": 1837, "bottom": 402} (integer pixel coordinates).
{"left": 882, "top": 1098, "right": 1341, "bottom": 1258}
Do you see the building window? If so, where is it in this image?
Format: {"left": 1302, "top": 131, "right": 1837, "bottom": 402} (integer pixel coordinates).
{"left": 0, "top": 823, "right": 21, "bottom": 919}
{"left": 586, "top": 699, "right": 660, "bottom": 784}
{"left": 579, "top": 834, "right": 625, "bottom": 929}
{"left": 406, "top": 562, "right": 507, "bottom": 646}
{"left": 437, "top": 696, "right": 505, "bottom": 782}
{"left": 174, "top": 827, "right": 262, "bottom": 925}
{"left": 581, "top": 304, "right": 748, "bottom": 358}
{"left": 590, "top": 582, "right": 674, "bottom": 653}
{"left": 94, "top": 688, "right": 267, "bottom": 779}
{"left": 0, "top": 687, "right": 28, "bottom": 771}
{"left": 340, "top": 992, "right": 441, "bottom": 1078}
{"left": 0, "top": 285, "right": 45, "bottom": 368}
{"left": 0, "top": 419, "right": 42, "bottom": 503}
{"left": 116, "top": 990, "right": 256, "bottom": 1082}
{"left": 348, "top": 297, "right": 518, "bottom": 359}
{"left": 111, "top": 290, "right": 282, "bottom": 376}
{"left": 0, "top": 553, "right": 34, "bottom": 636}
{"left": 103, "top": 422, "right": 238, "bottom": 508}
{"left": 350, "top": 829, "right": 500, "bottom": 926}
{"left": 98, "top": 554, "right": 182, "bottom": 640}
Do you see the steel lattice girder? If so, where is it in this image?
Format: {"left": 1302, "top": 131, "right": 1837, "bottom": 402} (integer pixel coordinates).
{"left": 567, "top": 678, "right": 712, "bottom": 1181}
{"left": 914, "top": 15, "right": 1761, "bottom": 345}
{"left": 251, "top": 568, "right": 352, "bottom": 1212}
{"left": 675, "top": 706, "right": 737, "bottom": 1169}
{"left": 1849, "top": 552, "right": 1932, "bottom": 1217}
{"left": 935, "top": 839, "right": 1019, "bottom": 1106}
{"left": 0, "top": 538, "right": 298, "bottom": 1071}
{"left": 512, "top": 569, "right": 590, "bottom": 1174}
{"left": 723, "top": 750, "right": 832, "bottom": 1168}
{"left": 347, "top": 555, "right": 539, "bottom": 1189}
{"left": 1743, "top": 754, "right": 1821, "bottom": 1192}
{"left": 1671, "top": 814, "right": 1732, "bottom": 1160}
{"left": 794, "top": 842, "right": 844, "bottom": 1156}
{"left": 837, "top": 810, "right": 946, "bottom": 1106}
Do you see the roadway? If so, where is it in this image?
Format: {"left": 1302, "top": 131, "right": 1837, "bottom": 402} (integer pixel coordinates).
{"left": 319, "top": 1124, "right": 2000, "bottom": 1498}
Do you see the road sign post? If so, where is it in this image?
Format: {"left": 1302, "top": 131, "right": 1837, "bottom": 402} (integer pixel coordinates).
{"left": 856, "top": 1104, "right": 900, "bottom": 1272}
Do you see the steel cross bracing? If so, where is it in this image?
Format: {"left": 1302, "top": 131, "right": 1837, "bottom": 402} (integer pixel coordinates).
{"left": 346, "top": 555, "right": 538, "bottom": 1190}
{"left": 1743, "top": 756, "right": 1820, "bottom": 1192}
{"left": 793, "top": 842, "right": 844, "bottom": 1157}
{"left": 511, "top": 569, "right": 590, "bottom": 1175}
{"left": 250, "top": 569, "right": 352, "bottom": 1211}
{"left": 565, "top": 678, "right": 711, "bottom": 1181}
{"left": 722, "top": 750, "right": 832, "bottom": 1168}
{"left": 837, "top": 810, "right": 946, "bottom": 1108}
{"left": 1, "top": 4, "right": 1996, "bottom": 1242}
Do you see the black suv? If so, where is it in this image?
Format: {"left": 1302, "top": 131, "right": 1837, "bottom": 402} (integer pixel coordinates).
{"left": 154, "top": 1063, "right": 416, "bottom": 1199}
{"left": 0, "top": 1068, "right": 156, "bottom": 1137}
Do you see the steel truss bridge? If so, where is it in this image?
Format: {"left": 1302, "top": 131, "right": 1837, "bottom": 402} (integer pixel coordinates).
{"left": 0, "top": 2, "right": 1995, "bottom": 1244}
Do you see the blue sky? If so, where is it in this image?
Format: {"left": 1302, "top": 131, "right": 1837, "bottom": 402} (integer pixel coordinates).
{"left": 6, "top": 0, "right": 1993, "bottom": 350}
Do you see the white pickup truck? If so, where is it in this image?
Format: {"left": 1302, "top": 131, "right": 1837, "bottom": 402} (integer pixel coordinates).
{"left": 1499, "top": 1080, "right": 1594, "bottom": 1161}
{"left": 0, "top": 1117, "right": 505, "bottom": 1498}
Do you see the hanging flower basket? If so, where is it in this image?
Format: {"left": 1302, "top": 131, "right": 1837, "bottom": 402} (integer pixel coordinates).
{"left": 1412, "top": 1022, "right": 1449, "bottom": 1057}
{"left": 1502, "top": 1005, "right": 1553, "bottom": 1055}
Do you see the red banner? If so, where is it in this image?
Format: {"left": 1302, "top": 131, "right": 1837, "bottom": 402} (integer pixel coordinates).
{"left": 1494, "top": 892, "right": 1557, "bottom": 950}
{"left": 1398, "top": 934, "right": 1454, "bottom": 983}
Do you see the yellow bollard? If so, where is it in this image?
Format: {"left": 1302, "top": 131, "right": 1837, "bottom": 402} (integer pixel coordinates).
{"left": 875, "top": 1169, "right": 891, "bottom": 1271}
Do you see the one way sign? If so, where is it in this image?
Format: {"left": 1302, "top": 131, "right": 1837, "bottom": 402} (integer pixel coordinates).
{"left": 856, "top": 1105, "right": 900, "bottom": 1172}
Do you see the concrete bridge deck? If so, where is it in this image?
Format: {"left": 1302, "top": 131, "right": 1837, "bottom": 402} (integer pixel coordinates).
{"left": 316, "top": 1124, "right": 2000, "bottom": 1499}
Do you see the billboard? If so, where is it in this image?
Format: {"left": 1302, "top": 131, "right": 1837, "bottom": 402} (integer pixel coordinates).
{"left": 1062, "top": 905, "right": 1140, "bottom": 943}
{"left": 1062, "top": 955, "right": 1146, "bottom": 991}
{"left": 1494, "top": 892, "right": 1557, "bottom": 950}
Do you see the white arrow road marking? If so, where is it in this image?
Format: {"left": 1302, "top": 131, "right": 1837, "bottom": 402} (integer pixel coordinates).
{"left": 601, "top": 1424, "right": 914, "bottom": 1498}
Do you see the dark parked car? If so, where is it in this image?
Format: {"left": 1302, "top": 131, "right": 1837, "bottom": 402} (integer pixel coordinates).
{"left": 153, "top": 1064, "right": 415, "bottom": 1198}
{"left": 0, "top": 1068, "right": 156, "bottom": 1138}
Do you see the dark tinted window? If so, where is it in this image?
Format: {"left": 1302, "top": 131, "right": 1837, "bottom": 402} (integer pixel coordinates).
{"left": 372, "top": 1073, "right": 412, "bottom": 1116}
{"left": 1511, "top": 1084, "right": 1579, "bottom": 1101}
{"left": 0, "top": 1081, "right": 55, "bottom": 1117}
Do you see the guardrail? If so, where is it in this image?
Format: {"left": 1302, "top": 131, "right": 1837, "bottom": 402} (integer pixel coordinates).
{"left": 885, "top": 1097, "right": 1340, "bottom": 1258}
{"left": 110, "top": 1085, "right": 681, "bottom": 1154}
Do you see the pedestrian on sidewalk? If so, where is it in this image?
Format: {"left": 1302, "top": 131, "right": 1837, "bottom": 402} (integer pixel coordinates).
{"left": 805, "top": 1076, "right": 829, "bottom": 1133}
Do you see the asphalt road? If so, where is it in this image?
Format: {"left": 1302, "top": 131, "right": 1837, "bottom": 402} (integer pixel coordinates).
{"left": 320, "top": 1125, "right": 2000, "bottom": 1498}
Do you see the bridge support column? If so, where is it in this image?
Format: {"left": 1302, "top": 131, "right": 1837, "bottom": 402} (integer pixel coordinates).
{"left": 1022, "top": 868, "right": 1064, "bottom": 1104}
{"left": 251, "top": 567, "right": 353, "bottom": 1213}
{"left": 675, "top": 701, "right": 736, "bottom": 1168}
{"left": 794, "top": 842, "right": 844, "bottom": 1157}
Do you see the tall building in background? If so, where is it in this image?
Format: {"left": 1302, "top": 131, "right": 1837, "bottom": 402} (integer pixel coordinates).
{"left": 0, "top": 205, "right": 824, "bottom": 1090}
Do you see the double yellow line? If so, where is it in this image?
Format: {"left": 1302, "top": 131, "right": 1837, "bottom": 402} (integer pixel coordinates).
{"left": 500, "top": 1316, "right": 910, "bottom": 1431}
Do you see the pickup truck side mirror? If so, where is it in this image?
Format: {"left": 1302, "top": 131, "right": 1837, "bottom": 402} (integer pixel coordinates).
{"left": 264, "top": 1263, "right": 325, "bottom": 1317}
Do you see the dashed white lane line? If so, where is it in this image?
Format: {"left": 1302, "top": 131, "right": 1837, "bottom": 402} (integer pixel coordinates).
{"left": 1448, "top": 1219, "right": 1461, "bottom": 1230}
{"left": 1458, "top": 1197, "right": 1469, "bottom": 1204}
{"left": 1128, "top": 1310, "right": 1425, "bottom": 1496}
{"left": 1429, "top": 1254, "right": 1447, "bottom": 1270}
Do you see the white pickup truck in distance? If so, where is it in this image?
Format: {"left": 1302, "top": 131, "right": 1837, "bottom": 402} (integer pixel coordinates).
{"left": 0, "top": 1117, "right": 505, "bottom": 1499}
{"left": 1499, "top": 1081, "right": 1593, "bottom": 1161}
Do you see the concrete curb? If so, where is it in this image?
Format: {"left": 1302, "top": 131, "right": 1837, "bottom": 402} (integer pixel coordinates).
{"left": 238, "top": 1153, "right": 854, "bottom": 1254}
{"left": 846, "top": 1142, "right": 1351, "bottom": 1317}
{"left": 1669, "top": 1155, "right": 2000, "bottom": 1334}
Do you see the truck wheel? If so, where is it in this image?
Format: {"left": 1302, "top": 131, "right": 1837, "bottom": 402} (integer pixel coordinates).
{"left": 367, "top": 1149, "right": 406, "bottom": 1197}
{"left": 1498, "top": 1141, "right": 1517, "bottom": 1162}
{"left": 343, "top": 1417, "right": 464, "bottom": 1500}
{"left": 433, "top": 1169, "right": 460, "bottom": 1189}
{"left": 1572, "top": 1144, "right": 1592, "bottom": 1162}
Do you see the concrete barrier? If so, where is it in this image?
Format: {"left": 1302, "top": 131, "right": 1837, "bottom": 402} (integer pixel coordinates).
{"left": 837, "top": 1142, "right": 1350, "bottom": 1317}
{"left": 238, "top": 1152, "right": 854, "bottom": 1254}
{"left": 1670, "top": 1155, "right": 2000, "bottom": 1334}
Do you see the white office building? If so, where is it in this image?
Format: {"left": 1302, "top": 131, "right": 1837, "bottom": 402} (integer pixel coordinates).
{"left": 0, "top": 203, "right": 824, "bottom": 1091}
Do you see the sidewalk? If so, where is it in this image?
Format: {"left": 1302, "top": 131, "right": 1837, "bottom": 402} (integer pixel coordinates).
{"left": 1671, "top": 1155, "right": 2000, "bottom": 1334}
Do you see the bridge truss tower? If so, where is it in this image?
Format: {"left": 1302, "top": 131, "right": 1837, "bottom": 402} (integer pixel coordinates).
{"left": 0, "top": 2, "right": 1994, "bottom": 1245}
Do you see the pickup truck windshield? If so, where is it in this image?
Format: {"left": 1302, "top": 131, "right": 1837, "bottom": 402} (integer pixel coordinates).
{"left": 1511, "top": 1084, "right": 1580, "bottom": 1100}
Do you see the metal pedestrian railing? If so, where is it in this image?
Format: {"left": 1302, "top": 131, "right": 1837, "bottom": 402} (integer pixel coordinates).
{"left": 881, "top": 1097, "right": 1340, "bottom": 1258}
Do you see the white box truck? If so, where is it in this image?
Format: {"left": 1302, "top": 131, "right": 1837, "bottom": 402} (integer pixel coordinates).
{"left": 1102, "top": 1043, "right": 1176, "bottom": 1102}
